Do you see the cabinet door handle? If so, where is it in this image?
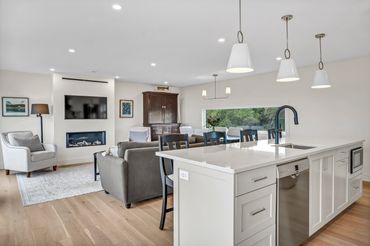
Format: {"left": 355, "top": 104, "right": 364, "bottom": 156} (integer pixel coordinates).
{"left": 250, "top": 207, "right": 266, "bottom": 216}
{"left": 252, "top": 176, "right": 268, "bottom": 182}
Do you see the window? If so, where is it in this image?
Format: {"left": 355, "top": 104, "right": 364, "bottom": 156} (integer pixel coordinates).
{"left": 205, "top": 107, "right": 285, "bottom": 130}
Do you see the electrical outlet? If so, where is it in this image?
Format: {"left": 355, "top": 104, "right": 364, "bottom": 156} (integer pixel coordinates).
{"left": 179, "top": 169, "right": 189, "bottom": 181}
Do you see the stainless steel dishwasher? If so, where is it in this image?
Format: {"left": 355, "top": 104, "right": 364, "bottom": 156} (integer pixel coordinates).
{"left": 277, "top": 158, "right": 309, "bottom": 246}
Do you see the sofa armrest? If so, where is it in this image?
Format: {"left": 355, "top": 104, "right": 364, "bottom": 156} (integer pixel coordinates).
{"left": 96, "top": 153, "right": 128, "bottom": 205}
{"left": 43, "top": 143, "right": 57, "bottom": 153}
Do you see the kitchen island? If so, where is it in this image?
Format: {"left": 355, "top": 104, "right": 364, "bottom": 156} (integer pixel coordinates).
{"left": 156, "top": 137, "right": 364, "bottom": 246}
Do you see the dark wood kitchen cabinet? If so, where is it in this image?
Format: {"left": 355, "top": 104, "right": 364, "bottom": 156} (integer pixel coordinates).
{"left": 143, "top": 91, "right": 180, "bottom": 141}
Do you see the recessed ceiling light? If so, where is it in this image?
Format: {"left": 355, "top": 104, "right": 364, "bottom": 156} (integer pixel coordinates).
{"left": 150, "top": 63, "right": 157, "bottom": 67}
{"left": 68, "top": 48, "right": 76, "bottom": 53}
{"left": 276, "top": 57, "right": 283, "bottom": 61}
{"left": 112, "top": 4, "right": 122, "bottom": 10}
{"left": 164, "top": 81, "right": 169, "bottom": 85}
{"left": 218, "top": 38, "right": 226, "bottom": 43}
{"left": 49, "top": 68, "right": 55, "bottom": 72}
{"left": 115, "top": 76, "right": 120, "bottom": 79}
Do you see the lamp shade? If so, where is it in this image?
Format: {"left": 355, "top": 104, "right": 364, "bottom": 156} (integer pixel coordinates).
{"left": 226, "top": 43, "right": 254, "bottom": 73}
{"left": 31, "top": 104, "right": 49, "bottom": 114}
{"left": 312, "top": 69, "right": 331, "bottom": 89}
{"left": 276, "top": 58, "right": 300, "bottom": 82}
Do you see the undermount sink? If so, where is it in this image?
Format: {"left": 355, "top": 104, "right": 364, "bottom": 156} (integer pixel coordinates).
{"left": 275, "top": 143, "right": 316, "bottom": 150}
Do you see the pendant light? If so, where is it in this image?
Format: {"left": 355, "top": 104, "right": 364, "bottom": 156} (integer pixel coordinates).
{"left": 312, "top": 33, "right": 331, "bottom": 89}
{"left": 226, "top": 0, "right": 253, "bottom": 73}
{"left": 202, "top": 74, "right": 231, "bottom": 100}
{"left": 276, "top": 15, "right": 300, "bottom": 82}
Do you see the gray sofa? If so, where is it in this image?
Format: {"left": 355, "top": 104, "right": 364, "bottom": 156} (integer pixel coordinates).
{"left": 97, "top": 136, "right": 204, "bottom": 208}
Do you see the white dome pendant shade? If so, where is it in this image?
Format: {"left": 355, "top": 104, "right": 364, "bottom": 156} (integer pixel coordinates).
{"left": 276, "top": 58, "right": 300, "bottom": 82}
{"left": 226, "top": 0, "right": 254, "bottom": 74}
{"left": 312, "top": 69, "right": 330, "bottom": 88}
{"left": 227, "top": 43, "right": 254, "bottom": 73}
{"left": 276, "top": 15, "right": 300, "bottom": 82}
{"left": 312, "top": 33, "right": 331, "bottom": 89}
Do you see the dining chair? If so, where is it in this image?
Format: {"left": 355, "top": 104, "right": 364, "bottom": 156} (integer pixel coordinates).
{"left": 158, "top": 133, "right": 189, "bottom": 230}
{"left": 203, "top": 131, "right": 226, "bottom": 145}
{"left": 240, "top": 129, "right": 259, "bottom": 142}
{"left": 268, "top": 128, "right": 283, "bottom": 140}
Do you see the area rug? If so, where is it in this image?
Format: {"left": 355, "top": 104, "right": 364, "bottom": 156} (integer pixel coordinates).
{"left": 16, "top": 164, "right": 102, "bottom": 206}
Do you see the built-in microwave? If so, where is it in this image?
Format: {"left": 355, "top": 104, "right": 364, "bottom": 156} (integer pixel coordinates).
{"left": 350, "top": 147, "right": 363, "bottom": 174}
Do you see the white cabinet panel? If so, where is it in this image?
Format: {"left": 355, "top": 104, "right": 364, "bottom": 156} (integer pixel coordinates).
{"left": 235, "top": 184, "right": 276, "bottom": 244}
{"left": 321, "top": 156, "right": 335, "bottom": 220}
{"left": 309, "top": 153, "right": 335, "bottom": 235}
{"left": 334, "top": 158, "right": 348, "bottom": 211}
{"left": 309, "top": 158, "right": 322, "bottom": 234}
{"left": 237, "top": 225, "right": 275, "bottom": 246}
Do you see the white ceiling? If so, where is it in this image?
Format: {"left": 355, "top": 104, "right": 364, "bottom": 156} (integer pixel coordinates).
{"left": 1, "top": 0, "right": 369, "bottom": 87}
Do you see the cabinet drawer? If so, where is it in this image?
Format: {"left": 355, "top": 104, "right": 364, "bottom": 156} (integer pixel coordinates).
{"left": 349, "top": 174, "right": 362, "bottom": 202}
{"left": 335, "top": 149, "right": 349, "bottom": 162}
{"left": 237, "top": 225, "right": 275, "bottom": 246}
{"left": 235, "top": 184, "right": 276, "bottom": 244}
{"left": 236, "top": 165, "right": 276, "bottom": 196}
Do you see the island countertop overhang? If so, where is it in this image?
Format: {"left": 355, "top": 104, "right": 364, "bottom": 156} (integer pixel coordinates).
{"left": 155, "top": 137, "right": 365, "bottom": 174}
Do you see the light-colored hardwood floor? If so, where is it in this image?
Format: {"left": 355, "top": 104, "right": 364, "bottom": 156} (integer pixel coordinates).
{"left": 0, "top": 167, "right": 369, "bottom": 246}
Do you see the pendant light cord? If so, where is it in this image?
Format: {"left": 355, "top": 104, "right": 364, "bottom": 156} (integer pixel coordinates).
{"left": 284, "top": 18, "right": 291, "bottom": 59}
{"left": 237, "top": 0, "right": 244, "bottom": 43}
{"left": 213, "top": 74, "right": 217, "bottom": 99}
{"left": 318, "top": 37, "right": 324, "bottom": 70}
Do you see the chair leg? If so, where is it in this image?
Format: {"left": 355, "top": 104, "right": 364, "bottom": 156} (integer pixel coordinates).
{"left": 27, "top": 172, "right": 31, "bottom": 178}
{"left": 53, "top": 165, "right": 57, "bottom": 171}
{"left": 5, "top": 170, "right": 10, "bottom": 175}
{"left": 159, "top": 184, "right": 168, "bottom": 230}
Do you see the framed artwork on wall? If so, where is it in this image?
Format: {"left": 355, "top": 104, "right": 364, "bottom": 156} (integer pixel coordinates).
{"left": 119, "top": 99, "right": 133, "bottom": 118}
{"left": 1, "top": 97, "right": 29, "bottom": 117}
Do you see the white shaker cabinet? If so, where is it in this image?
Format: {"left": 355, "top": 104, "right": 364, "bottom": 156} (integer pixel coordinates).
{"left": 309, "top": 152, "right": 335, "bottom": 235}
{"left": 334, "top": 158, "right": 349, "bottom": 211}
{"left": 309, "top": 145, "right": 361, "bottom": 236}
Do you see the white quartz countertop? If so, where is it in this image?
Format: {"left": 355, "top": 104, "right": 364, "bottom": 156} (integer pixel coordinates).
{"left": 155, "top": 137, "right": 364, "bottom": 174}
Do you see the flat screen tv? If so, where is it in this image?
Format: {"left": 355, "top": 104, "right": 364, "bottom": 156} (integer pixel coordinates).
{"left": 65, "top": 95, "right": 107, "bottom": 119}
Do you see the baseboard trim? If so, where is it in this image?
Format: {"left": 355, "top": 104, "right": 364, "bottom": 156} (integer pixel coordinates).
{"left": 57, "top": 158, "right": 92, "bottom": 166}
{"left": 363, "top": 173, "right": 370, "bottom": 182}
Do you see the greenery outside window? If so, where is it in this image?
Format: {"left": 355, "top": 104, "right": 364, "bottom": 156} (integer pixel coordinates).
{"left": 205, "top": 107, "right": 285, "bottom": 131}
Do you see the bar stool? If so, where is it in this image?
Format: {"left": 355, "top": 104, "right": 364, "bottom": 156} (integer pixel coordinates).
{"left": 158, "top": 133, "right": 189, "bottom": 230}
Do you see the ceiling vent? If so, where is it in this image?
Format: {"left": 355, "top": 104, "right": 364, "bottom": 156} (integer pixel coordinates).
{"left": 62, "top": 77, "right": 108, "bottom": 84}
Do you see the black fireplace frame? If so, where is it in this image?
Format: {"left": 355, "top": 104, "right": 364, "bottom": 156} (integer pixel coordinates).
{"left": 66, "top": 131, "right": 106, "bottom": 148}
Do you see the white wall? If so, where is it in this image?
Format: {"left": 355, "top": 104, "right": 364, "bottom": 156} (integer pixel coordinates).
{"left": 115, "top": 81, "right": 180, "bottom": 142}
{"left": 0, "top": 70, "right": 181, "bottom": 168}
{"left": 0, "top": 70, "right": 53, "bottom": 169}
{"left": 53, "top": 74, "right": 115, "bottom": 165}
{"left": 180, "top": 56, "right": 370, "bottom": 181}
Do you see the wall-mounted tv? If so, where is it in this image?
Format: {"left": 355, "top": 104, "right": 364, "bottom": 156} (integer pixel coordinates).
{"left": 65, "top": 95, "right": 107, "bottom": 119}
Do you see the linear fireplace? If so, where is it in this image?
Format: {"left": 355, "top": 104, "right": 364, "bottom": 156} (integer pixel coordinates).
{"left": 66, "top": 131, "right": 106, "bottom": 148}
